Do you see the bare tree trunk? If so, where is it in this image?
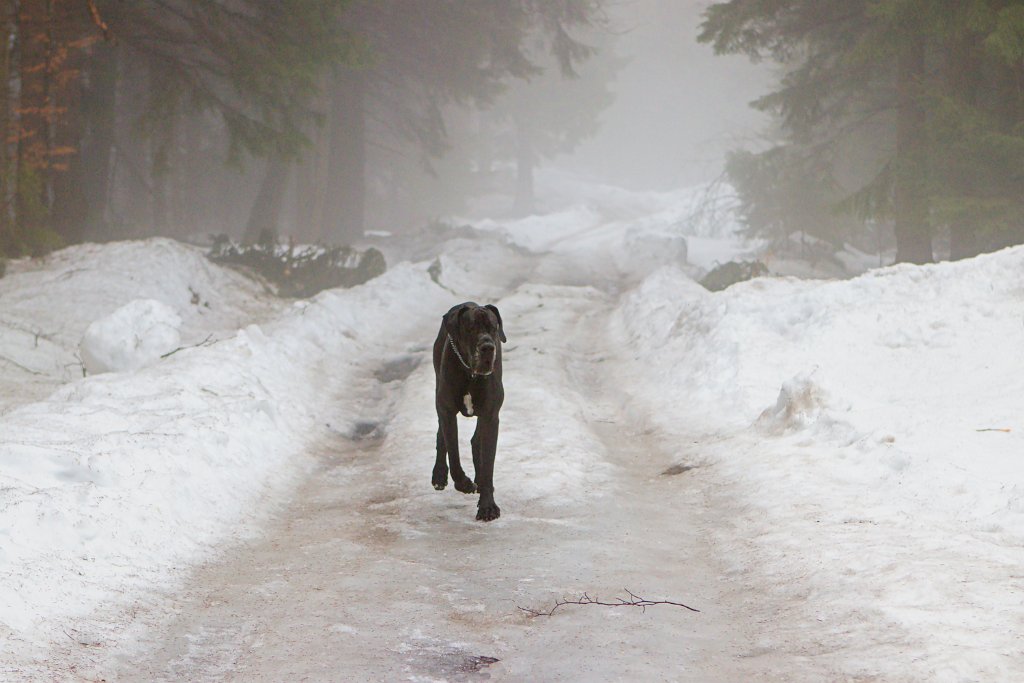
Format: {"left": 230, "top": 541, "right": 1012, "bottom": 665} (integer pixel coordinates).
{"left": 513, "top": 117, "right": 535, "bottom": 216}
{"left": 242, "top": 156, "right": 289, "bottom": 245}
{"left": 893, "top": 35, "right": 932, "bottom": 264}
{"left": 946, "top": 32, "right": 981, "bottom": 261}
{"left": 53, "top": 41, "right": 114, "bottom": 243}
{"left": 318, "top": 67, "right": 365, "bottom": 245}
{"left": 0, "top": 0, "right": 17, "bottom": 244}
{"left": 16, "top": 0, "right": 49, "bottom": 235}
{"left": 149, "top": 119, "right": 174, "bottom": 236}
{"left": 291, "top": 83, "right": 330, "bottom": 243}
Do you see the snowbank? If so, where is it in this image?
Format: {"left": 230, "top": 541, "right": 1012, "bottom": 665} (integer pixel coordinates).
{"left": 611, "top": 247, "right": 1024, "bottom": 680}
{"left": 0, "top": 250, "right": 450, "bottom": 673}
{"left": 80, "top": 299, "right": 183, "bottom": 374}
{"left": 0, "top": 238, "right": 280, "bottom": 411}
{"left": 5, "top": 175, "right": 1021, "bottom": 680}
{"left": 460, "top": 169, "right": 751, "bottom": 286}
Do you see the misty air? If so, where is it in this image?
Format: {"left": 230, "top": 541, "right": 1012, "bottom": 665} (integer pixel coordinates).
{"left": 0, "top": 1, "right": 1021, "bottom": 680}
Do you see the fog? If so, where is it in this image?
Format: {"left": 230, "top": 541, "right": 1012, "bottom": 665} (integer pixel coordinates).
{"left": 6, "top": 4, "right": 1024, "bottom": 679}
{"left": 0, "top": 0, "right": 778, "bottom": 256}
{"left": 564, "top": 1, "right": 771, "bottom": 190}
{"left": 360, "top": 0, "right": 775, "bottom": 230}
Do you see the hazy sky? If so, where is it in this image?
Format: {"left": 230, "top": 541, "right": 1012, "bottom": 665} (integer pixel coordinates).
{"left": 566, "top": 0, "right": 772, "bottom": 190}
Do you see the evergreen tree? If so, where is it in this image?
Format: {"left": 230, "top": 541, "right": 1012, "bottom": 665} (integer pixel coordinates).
{"left": 482, "top": 29, "right": 619, "bottom": 215}
{"left": 700, "top": 0, "right": 931, "bottom": 262}
{"left": 88, "top": 1, "right": 353, "bottom": 244}
{"left": 0, "top": 1, "right": 356, "bottom": 255}
{"left": 97, "top": 1, "right": 353, "bottom": 162}
{"left": 927, "top": 0, "right": 1024, "bottom": 257}
{"left": 3, "top": 0, "right": 95, "bottom": 255}
{"left": 701, "top": 0, "right": 1024, "bottom": 263}
{"left": 290, "top": 0, "right": 606, "bottom": 245}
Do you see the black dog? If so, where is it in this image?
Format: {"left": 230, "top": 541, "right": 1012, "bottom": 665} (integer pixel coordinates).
{"left": 432, "top": 302, "right": 506, "bottom": 521}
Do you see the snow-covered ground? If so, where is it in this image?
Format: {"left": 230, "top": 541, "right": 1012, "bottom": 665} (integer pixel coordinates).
{"left": 1, "top": 172, "right": 1022, "bottom": 681}
{"left": 610, "top": 254, "right": 1024, "bottom": 680}
{"left": 0, "top": 239, "right": 282, "bottom": 411}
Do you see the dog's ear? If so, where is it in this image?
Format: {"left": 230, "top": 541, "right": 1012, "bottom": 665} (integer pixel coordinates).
{"left": 443, "top": 303, "right": 470, "bottom": 337}
{"left": 485, "top": 304, "right": 506, "bottom": 342}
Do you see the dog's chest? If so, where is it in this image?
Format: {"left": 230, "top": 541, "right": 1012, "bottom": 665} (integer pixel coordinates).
{"left": 457, "top": 384, "right": 481, "bottom": 418}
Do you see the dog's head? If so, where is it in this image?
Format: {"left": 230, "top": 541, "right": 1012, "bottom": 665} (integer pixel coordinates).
{"left": 443, "top": 302, "right": 505, "bottom": 376}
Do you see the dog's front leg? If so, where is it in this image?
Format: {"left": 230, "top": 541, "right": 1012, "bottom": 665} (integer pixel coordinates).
{"left": 432, "top": 425, "right": 448, "bottom": 490}
{"left": 474, "top": 416, "right": 500, "bottom": 521}
{"left": 437, "top": 410, "right": 476, "bottom": 494}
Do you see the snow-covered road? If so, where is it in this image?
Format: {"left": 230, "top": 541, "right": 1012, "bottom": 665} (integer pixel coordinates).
{"left": 101, "top": 280, "right": 760, "bottom": 682}
{"left": 4, "top": 173, "right": 1024, "bottom": 681}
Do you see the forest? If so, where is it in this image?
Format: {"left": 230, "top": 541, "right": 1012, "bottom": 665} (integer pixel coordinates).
{"left": 702, "top": 0, "right": 1024, "bottom": 263}
{"left": 4, "top": 3, "right": 1024, "bottom": 680}
{"left": 0, "top": 0, "right": 611, "bottom": 258}
{"left": 2, "top": 0, "right": 1024, "bottom": 265}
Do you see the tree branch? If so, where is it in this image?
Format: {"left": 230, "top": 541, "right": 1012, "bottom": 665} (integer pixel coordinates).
{"left": 160, "top": 333, "right": 215, "bottom": 359}
{"left": 518, "top": 589, "right": 700, "bottom": 618}
{"left": 87, "top": 0, "right": 113, "bottom": 41}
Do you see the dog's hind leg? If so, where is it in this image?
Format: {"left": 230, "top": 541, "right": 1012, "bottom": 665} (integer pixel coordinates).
{"left": 432, "top": 425, "right": 448, "bottom": 490}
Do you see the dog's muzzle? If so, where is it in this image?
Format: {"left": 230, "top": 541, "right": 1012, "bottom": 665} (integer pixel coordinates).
{"left": 473, "top": 340, "right": 496, "bottom": 375}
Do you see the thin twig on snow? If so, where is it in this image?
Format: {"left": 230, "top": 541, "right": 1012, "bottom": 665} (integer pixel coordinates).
{"left": 518, "top": 589, "right": 700, "bottom": 618}
{"left": 160, "top": 334, "right": 215, "bottom": 359}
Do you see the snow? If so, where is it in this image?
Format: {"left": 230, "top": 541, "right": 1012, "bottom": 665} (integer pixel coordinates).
{"left": 2, "top": 173, "right": 1024, "bottom": 680}
{"left": 80, "top": 299, "right": 183, "bottom": 374}
{"left": 610, "top": 247, "right": 1024, "bottom": 680}
{"left": 437, "top": 174, "right": 1024, "bottom": 679}
{"left": 460, "top": 168, "right": 748, "bottom": 285}
{"left": 0, "top": 238, "right": 280, "bottom": 411}
{"left": 0, "top": 244, "right": 451, "bottom": 675}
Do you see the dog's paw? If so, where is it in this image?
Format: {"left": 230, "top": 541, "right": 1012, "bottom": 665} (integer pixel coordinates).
{"left": 431, "top": 468, "right": 448, "bottom": 490}
{"left": 476, "top": 502, "right": 501, "bottom": 522}
{"left": 453, "top": 475, "right": 477, "bottom": 494}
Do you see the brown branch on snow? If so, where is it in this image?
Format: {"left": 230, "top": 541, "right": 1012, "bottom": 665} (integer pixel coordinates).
{"left": 518, "top": 589, "right": 700, "bottom": 618}
{"left": 0, "top": 355, "right": 46, "bottom": 376}
{"left": 159, "top": 334, "right": 215, "bottom": 359}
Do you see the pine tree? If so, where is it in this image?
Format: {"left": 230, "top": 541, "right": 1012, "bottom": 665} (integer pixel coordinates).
{"left": 700, "top": 0, "right": 931, "bottom": 263}
{"left": 927, "top": 0, "right": 1024, "bottom": 258}
{"left": 482, "top": 29, "right": 619, "bottom": 215}
{"left": 2, "top": 0, "right": 95, "bottom": 255}
{"left": 291, "top": 0, "right": 606, "bottom": 245}
{"left": 702, "top": 0, "right": 1024, "bottom": 263}
{"left": 87, "top": 1, "right": 355, "bottom": 244}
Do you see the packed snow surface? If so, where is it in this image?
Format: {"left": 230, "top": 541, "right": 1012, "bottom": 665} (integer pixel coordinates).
{"left": 1, "top": 174, "right": 1022, "bottom": 681}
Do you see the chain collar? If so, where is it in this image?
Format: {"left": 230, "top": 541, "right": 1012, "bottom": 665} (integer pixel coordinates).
{"left": 447, "top": 334, "right": 475, "bottom": 375}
